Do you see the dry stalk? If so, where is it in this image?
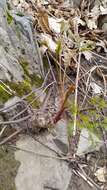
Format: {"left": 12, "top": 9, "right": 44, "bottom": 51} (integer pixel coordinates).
{"left": 7, "top": 143, "right": 71, "bottom": 161}
{"left": 0, "top": 115, "right": 31, "bottom": 125}
{"left": 81, "top": 64, "right": 107, "bottom": 106}
{"left": 48, "top": 51, "right": 90, "bottom": 100}
{"left": 0, "top": 126, "right": 7, "bottom": 137}
{"left": 46, "top": 52, "right": 57, "bottom": 83}
{"left": 91, "top": 51, "right": 107, "bottom": 61}
{"left": 0, "top": 128, "right": 24, "bottom": 145}
{"left": 73, "top": 52, "right": 81, "bottom": 136}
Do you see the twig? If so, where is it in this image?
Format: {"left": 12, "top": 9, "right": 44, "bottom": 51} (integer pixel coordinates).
{"left": 81, "top": 81, "right": 91, "bottom": 107}
{"left": 27, "top": 81, "right": 56, "bottom": 107}
{"left": 48, "top": 51, "right": 91, "bottom": 101}
{"left": 0, "top": 115, "right": 31, "bottom": 125}
{"left": 5, "top": 144, "right": 71, "bottom": 161}
{"left": 100, "top": 71, "right": 106, "bottom": 96}
{"left": 80, "top": 107, "right": 96, "bottom": 112}
{"left": 46, "top": 51, "right": 57, "bottom": 83}
{"left": 0, "top": 100, "right": 26, "bottom": 113}
{"left": 94, "top": 60, "right": 107, "bottom": 96}
{"left": 11, "top": 70, "right": 51, "bottom": 120}
{"left": 73, "top": 53, "right": 81, "bottom": 136}
{"left": 0, "top": 128, "right": 24, "bottom": 145}
{"left": 80, "top": 65, "right": 107, "bottom": 80}
{"left": 32, "top": 135, "right": 65, "bottom": 157}
{"left": 81, "top": 64, "right": 107, "bottom": 106}
{"left": 10, "top": 81, "right": 55, "bottom": 121}
{"left": 0, "top": 126, "right": 7, "bottom": 137}
{"left": 0, "top": 80, "right": 14, "bottom": 95}
{"left": 73, "top": 169, "right": 102, "bottom": 190}
{"left": 91, "top": 51, "right": 107, "bottom": 61}
{"left": 22, "top": 68, "right": 51, "bottom": 101}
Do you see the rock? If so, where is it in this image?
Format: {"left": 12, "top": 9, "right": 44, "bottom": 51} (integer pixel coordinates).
{"left": 76, "top": 128, "right": 102, "bottom": 156}
{"left": 0, "top": 146, "right": 19, "bottom": 190}
{"left": 63, "top": 0, "right": 82, "bottom": 7}
{"left": 0, "top": 5, "right": 24, "bottom": 81}
{"left": 53, "top": 119, "right": 69, "bottom": 154}
{"left": 15, "top": 134, "right": 72, "bottom": 190}
{"left": 0, "top": 45, "right": 23, "bottom": 81}
{"left": 70, "top": 0, "right": 82, "bottom": 7}
{"left": 0, "top": 0, "right": 6, "bottom": 9}
{"left": 98, "top": 15, "right": 107, "bottom": 35}
{"left": 15, "top": 132, "right": 99, "bottom": 190}
{"left": 2, "top": 96, "right": 31, "bottom": 129}
{"left": 0, "top": 0, "right": 44, "bottom": 82}
{"left": 102, "top": 22, "right": 107, "bottom": 32}
{"left": 9, "top": 13, "right": 44, "bottom": 77}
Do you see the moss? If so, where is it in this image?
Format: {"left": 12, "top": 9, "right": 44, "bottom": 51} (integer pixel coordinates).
{"left": 0, "top": 85, "right": 12, "bottom": 103}
{"left": 1, "top": 58, "right": 43, "bottom": 107}
{"left": 6, "top": 10, "right": 14, "bottom": 25}
{"left": 0, "top": 146, "right": 20, "bottom": 190}
{"left": 6, "top": 80, "right": 40, "bottom": 108}
{"left": 30, "top": 74, "right": 43, "bottom": 87}
{"left": 26, "top": 93, "right": 40, "bottom": 108}
{"left": 19, "top": 58, "right": 43, "bottom": 87}
{"left": 19, "top": 58, "right": 29, "bottom": 77}
{"left": 8, "top": 80, "right": 31, "bottom": 97}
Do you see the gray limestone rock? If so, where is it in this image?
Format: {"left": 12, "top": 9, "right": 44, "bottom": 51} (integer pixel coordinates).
{"left": 15, "top": 134, "right": 72, "bottom": 190}
{"left": 53, "top": 119, "right": 69, "bottom": 154}
{"left": 0, "top": 0, "right": 44, "bottom": 82}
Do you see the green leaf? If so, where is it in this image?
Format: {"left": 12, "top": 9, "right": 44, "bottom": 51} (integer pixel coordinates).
{"left": 55, "top": 40, "right": 62, "bottom": 57}
{"left": 79, "top": 113, "right": 90, "bottom": 124}
{"left": 91, "top": 97, "right": 106, "bottom": 109}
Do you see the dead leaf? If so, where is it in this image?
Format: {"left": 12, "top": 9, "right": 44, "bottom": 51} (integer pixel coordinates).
{"left": 37, "top": 6, "right": 53, "bottom": 34}
{"left": 40, "top": 33, "right": 57, "bottom": 53}
{"left": 82, "top": 51, "right": 92, "bottom": 61}
{"left": 100, "top": 5, "right": 107, "bottom": 15}
{"left": 48, "top": 17, "right": 63, "bottom": 33}
{"left": 63, "top": 48, "right": 77, "bottom": 67}
{"left": 96, "top": 40, "right": 107, "bottom": 53}
{"left": 95, "top": 167, "right": 106, "bottom": 182}
{"left": 87, "top": 18, "right": 97, "bottom": 30}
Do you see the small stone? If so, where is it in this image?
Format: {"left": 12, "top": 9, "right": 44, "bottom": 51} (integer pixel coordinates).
{"left": 102, "top": 23, "right": 107, "bottom": 32}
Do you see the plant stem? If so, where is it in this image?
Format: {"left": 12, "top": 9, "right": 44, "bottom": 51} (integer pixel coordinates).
{"left": 73, "top": 52, "right": 81, "bottom": 136}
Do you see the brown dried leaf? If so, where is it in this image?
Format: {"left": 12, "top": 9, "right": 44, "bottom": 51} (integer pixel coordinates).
{"left": 63, "top": 48, "right": 77, "bottom": 67}
{"left": 95, "top": 167, "right": 106, "bottom": 182}
{"left": 37, "top": 6, "right": 52, "bottom": 34}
